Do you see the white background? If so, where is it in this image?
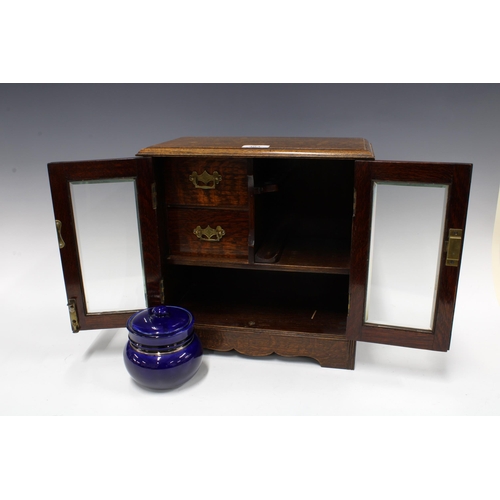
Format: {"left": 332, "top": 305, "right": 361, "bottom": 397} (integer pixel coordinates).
{"left": 2, "top": 6, "right": 500, "bottom": 497}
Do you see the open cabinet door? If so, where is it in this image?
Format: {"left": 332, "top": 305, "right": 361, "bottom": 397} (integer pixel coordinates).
{"left": 346, "top": 160, "right": 472, "bottom": 351}
{"left": 48, "top": 158, "right": 161, "bottom": 332}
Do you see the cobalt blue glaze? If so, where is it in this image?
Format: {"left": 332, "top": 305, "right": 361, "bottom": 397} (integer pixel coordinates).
{"left": 127, "top": 305, "right": 194, "bottom": 346}
{"left": 124, "top": 305, "right": 203, "bottom": 390}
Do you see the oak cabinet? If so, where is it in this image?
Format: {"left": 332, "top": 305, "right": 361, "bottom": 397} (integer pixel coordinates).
{"left": 48, "top": 137, "right": 472, "bottom": 369}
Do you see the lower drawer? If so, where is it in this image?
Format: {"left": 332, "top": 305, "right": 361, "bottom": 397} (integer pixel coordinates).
{"left": 167, "top": 208, "right": 249, "bottom": 259}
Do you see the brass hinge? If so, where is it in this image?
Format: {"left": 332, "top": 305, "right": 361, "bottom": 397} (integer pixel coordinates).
{"left": 445, "top": 228, "right": 463, "bottom": 267}
{"left": 353, "top": 189, "right": 357, "bottom": 217}
{"left": 152, "top": 182, "right": 157, "bottom": 210}
{"left": 348, "top": 293, "right": 351, "bottom": 315}
{"left": 67, "top": 299, "right": 80, "bottom": 333}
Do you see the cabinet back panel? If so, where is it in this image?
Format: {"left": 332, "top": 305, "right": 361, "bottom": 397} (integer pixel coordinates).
{"left": 254, "top": 159, "right": 354, "bottom": 267}
{"left": 165, "top": 266, "right": 348, "bottom": 336}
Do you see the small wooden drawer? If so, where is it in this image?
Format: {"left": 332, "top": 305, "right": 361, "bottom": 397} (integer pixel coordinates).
{"left": 164, "top": 158, "right": 249, "bottom": 207}
{"left": 167, "top": 208, "right": 249, "bottom": 259}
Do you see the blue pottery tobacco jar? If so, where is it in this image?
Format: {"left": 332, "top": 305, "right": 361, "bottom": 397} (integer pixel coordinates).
{"left": 124, "top": 305, "right": 203, "bottom": 390}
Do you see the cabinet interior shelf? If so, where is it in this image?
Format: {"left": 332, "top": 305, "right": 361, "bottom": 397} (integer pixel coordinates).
{"left": 167, "top": 236, "right": 350, "bottom": 274}
{"left": 168, "top": 266, "right": 349, "bottom": 338}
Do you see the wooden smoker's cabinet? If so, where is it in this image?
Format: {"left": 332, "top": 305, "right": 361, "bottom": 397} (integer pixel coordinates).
{"left": 48, "top": 137, "right": 472, "bottom": 369}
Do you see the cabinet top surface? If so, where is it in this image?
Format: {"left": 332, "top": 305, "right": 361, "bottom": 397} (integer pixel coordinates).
{"left": 137, "top": 137, "right": 375, "bottom": 159}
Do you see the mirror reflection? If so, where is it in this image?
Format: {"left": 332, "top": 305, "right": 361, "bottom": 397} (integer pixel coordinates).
{"left": 70, "top": 179, "right": 147, "bottom": 314}
{"left": 365, "top": 182, "right": 448, "bottom": 330}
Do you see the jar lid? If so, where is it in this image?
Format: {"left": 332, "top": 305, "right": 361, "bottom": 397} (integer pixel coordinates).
{"left": 126, "top": 305, "right": 194, "bottom": 347}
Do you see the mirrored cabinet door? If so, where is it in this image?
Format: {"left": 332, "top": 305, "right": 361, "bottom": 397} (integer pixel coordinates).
{"left": 347, "top": 161, "right": 472, "bottom": 351}
{"left": 48, "top": 158, "right": 161, "bottom": 331}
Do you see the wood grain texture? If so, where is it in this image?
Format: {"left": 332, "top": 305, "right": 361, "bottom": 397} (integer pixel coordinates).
{"left": 346, "top": 160, "right": 472, "bottom": 351}
{"left": 196, "top": 326, "right": 356, "bottom": 369}
{"left": 163, "top": 157, "right": 249, "bottom": 207}
{"left": 138, "top": 137, "right": 375, "bottom": 159}
{"left": 47, "top": 158, "right": 162, "bottom": 331}
{"left": 167, "top": 208, "right": 249, "bottom": 259}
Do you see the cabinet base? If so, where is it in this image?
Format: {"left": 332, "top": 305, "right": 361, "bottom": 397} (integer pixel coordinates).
{"left": 196, "top": 326, "right": 356, "bottom": 370}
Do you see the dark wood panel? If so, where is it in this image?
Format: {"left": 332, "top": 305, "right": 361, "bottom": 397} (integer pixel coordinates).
{"left": 171, "top": 265, "right": 353, "bottom": 368}
{"left": 432, "top": 162, "right": 473, "bottom": 350}
{"left": 164, "top": 157, "right": 249, "bottom": 207}
{"left": 167, "top": 254, "right": 349, "bottom": 274}
{"left": 181, "top": 289, "right": 347, "bottom": 336}
{"left": 47, "top": 157, "right": 161, "bottom": 331}
{"left": 167, "top": 208, "right": 249, "bottom": 259}
{"left": 268, "top": 237, "right": 350, "bottom": 273}
{"left": 197, "top": 326, "right": 356, "bottom": 369}
{"left": 170, "top": 266, "right": 348, "bottom": 330}
{"left": 347, "top": 160, "right": 472, "bottom": 351}
{"left": 138, "top": 136, "right": 375, "bottom": 159}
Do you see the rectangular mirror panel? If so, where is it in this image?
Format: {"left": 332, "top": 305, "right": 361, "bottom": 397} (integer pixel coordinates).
{"left": 70, "top": 179, "right": 147, "bottom": 313}
{"left": 365, "top": 182, "right": 448, "bottom": 330}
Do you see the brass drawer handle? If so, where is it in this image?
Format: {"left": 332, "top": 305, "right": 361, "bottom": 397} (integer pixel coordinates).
{"left": 193, "top": 225, "right": 225, "bottom": 242}
{"left": 189, "top": 170, "right": 222, "bottom": 190}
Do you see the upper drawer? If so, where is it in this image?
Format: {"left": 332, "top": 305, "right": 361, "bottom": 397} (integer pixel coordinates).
{"left": 164, "top": 158, "right": 249, "bottom": 207}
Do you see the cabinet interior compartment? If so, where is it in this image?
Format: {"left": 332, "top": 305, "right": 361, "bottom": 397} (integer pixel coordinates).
{"left": 163, "top": 265, "right": 349, "bottom": 337}
{"left": 253, "top": 159, "right": 354, "bottom": 273}
{"left": 156, "top": 157, "right": 251, "bottom": 264}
